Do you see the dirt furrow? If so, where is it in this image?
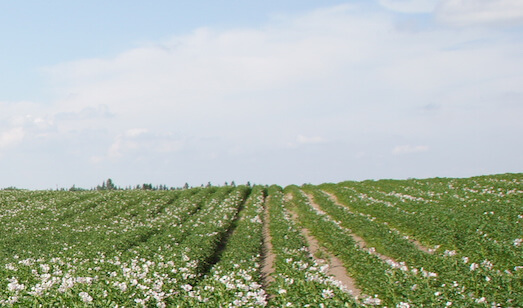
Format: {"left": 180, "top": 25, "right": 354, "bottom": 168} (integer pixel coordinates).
{"left": 322, "top": 190, "right": 434, "bottom": 255}
{"left": 286, "top": 201, "right": 362, "bottom": 299}
{"left": 261, "top": 196, "right": 276, "bottom": 288}
{"left": 303, "top": 192, "right": 399, "bottom": 265}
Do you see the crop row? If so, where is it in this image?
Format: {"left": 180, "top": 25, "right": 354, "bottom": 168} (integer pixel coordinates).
{"left": 264, "top": 185, "right": 358, "bottom": 307}
{"left": 0, "top": 187, "right": 254, "bottom": 306}
{"left": 0, "top": 173, "right": 520, "bottom": 306}
{"left": 290, "top": 183, "right": 522, "bottom": 307}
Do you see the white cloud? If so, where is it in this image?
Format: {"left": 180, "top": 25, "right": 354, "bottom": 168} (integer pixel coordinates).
{"left": 2, "top": 3, "right": 522, "bottom": 188}
{"left": 55, "top": 105, "right": 113, "bottom": 121}
{"left": 0, "top": 128, "right": 25, "bottom": 149}
{"left": 392, "top": 145, "right": 429, "bottom": 155}
{"left": 125, "top": 128, "right": 148, "bottom": 138}
{"left": 379, "top": 0, "right": 438, "bottom": 13}
{"left": 285, "top": 135, "right": 326, "bottom": 148}
{"left": 297, "top": 135, "right": 325, "bottom": 145}
{"left": 103, "top": 129, "right": 184, "bottom": 161}
{"left": 436, "top": 0, "right": 523, "bottom": 26}
{"left": 44, "top": 5, "right": 390, "bottom": 123}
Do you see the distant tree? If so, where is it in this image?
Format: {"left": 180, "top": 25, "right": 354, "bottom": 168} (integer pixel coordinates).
{"left": 247, "top": 181, "right": 251, "bottom": 187}
{"left": 142, "top": 183, "right": 153, "bottom": 190}
{"left": 69, "top": 185, "right": 83, "bottom": 191}
{"left": 183, "top": 183, "right": 189, "bottom": 190}
{"left": 231, "top": 181, "right": 236, "bottom": 187}
{"left": 224, "top": 181, "right": 228, "bottom": 186}
{"left": 106, "top": 178, "right": 116, "bottom": 190}
{"left": 206, "top": 182, "right": 212, "bottom": 188}
{"left": 3, "top": 187, "right": 22, "bottom": 191}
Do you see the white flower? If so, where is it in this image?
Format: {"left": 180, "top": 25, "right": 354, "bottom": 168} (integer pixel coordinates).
{"left": 278, "top": 289, "right": 287, "bottom": 294}
{"left": 76, "top": 276, "right": 94, "bottom": 284}
{"left": 58, "top": 277, "right": 75, "bottom": 292}
{"left": 40, "top": 264, "right": 50, "bottom": 273}
{"left": 475, "top": 297, "right": 486, "bottom": 304}
{"left": 19, "top": 259, "right": 34, "bottom": 266}
{"left": 7, "top": 278, "right": 25, "bottom": 292}
{"left": 7, "top": 296, "right": 19, "bottom": 304}
{"left": 513, "top": 238, "right": 522, "bottom": 247}
{"left": 79, "top": 291, "right": 93, "bottom": 303}
{"left": 114, "top": 281, "right": 127, "bottom": 292}
{"left": 321, "top": 289, "right": 334, "bottom": 299}
{"left": 481, "top": 260, "right": 493, "bottom": 270}
{"left": 363, "top": 296, "right": 382, "bottom": 305}
{"left": 443, "top": 250, "right": 456, "bottom": 257}
{"left": 135, "top": 298, "right": 147, "bottom": 305}
{"left": 470, "top": 263, "right": 479, "bottom": 271}
{"left": 397, "top": 302, "right": 410, "bottom": 308}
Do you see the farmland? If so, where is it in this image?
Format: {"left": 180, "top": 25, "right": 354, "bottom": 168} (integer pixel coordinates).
{"left": 0, "top": 174, "right": 521, "bottom": 307}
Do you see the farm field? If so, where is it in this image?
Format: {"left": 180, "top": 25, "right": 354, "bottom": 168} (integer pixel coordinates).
{"left": 0, "top": 174, "right": 521, "bottom": 307}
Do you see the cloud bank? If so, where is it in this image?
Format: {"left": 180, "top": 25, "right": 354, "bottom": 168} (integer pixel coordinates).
{"left": 1, "top": 2, "right": 522, "bottom": 188}
{"left": 436, "top": 0, "right": 523, "bottom": 26}
{"left": 392, "top": 145, "right": 429, "bottom": 155}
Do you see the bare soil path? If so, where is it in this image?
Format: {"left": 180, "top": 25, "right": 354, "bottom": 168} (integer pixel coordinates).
{"left": 286, "top": 194, "right": 362, "bottom": 299}
{"left": 322, "top": 190, "right": 434, "bottom": 254}
{"left": 303, "top": 192, "right": 399, "bottom": 265}
{"left": 261, "top": 195, "right": 276, "bottom": 289}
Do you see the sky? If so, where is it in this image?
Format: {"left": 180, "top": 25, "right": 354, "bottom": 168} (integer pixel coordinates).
{"left": 1, "top": 0, "right": 522, "bottom": 189}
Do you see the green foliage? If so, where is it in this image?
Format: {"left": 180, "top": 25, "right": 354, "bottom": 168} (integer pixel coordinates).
{"left": 0, "top": 174, "right": 520, "bottom": 306}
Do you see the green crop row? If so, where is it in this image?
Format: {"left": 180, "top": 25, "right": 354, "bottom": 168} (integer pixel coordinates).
{"left": 296, "top": 184, "right": 522, "bottom": 307}
{"left": 0, "top": 186, "right": 251, "bottom": 306}
{"left": 0, "top": 174, "right": 520, "bottom": 306}
{"left": 181, "top": 185, "right": 267, "bottom": 307}
{"left": 321, "top": 177, "right": 523, "bottom": 271}
{"left": 285, "top": 185, "right": 520, "bottom": 307}
{"left": 264, "top": 185, "right": 358, "bottom": 307}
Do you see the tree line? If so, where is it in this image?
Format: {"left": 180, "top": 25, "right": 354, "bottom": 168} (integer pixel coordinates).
{"left": 67, "top": 179, "right": 247, "bottom": 192}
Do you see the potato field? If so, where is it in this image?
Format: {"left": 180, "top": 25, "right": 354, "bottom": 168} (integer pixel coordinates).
{"left": 0, "top": 174, "right": 521, "bottom": 307}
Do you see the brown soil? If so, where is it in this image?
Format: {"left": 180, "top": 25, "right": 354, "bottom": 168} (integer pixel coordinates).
{"left": 261, "top": 195, "right": 276, "bottom": 289}
{"left": 286, "top": 199, "right": 362, "bottom": 299}
{"left": 322, "top": 190, "right": 434, "bottom": 254}
{"left": 301, "top": 224, "right": 362, "bottom": 298}
{"left": 403, "top": 234, "right": 433, "bottom": 254}
{"left": 304, "top": 192, "right": 399, "bottom": 265}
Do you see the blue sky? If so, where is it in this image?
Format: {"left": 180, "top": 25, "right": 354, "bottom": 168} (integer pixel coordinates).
{"left": 1, "top": 0, "right": 522, "bottom": 189}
